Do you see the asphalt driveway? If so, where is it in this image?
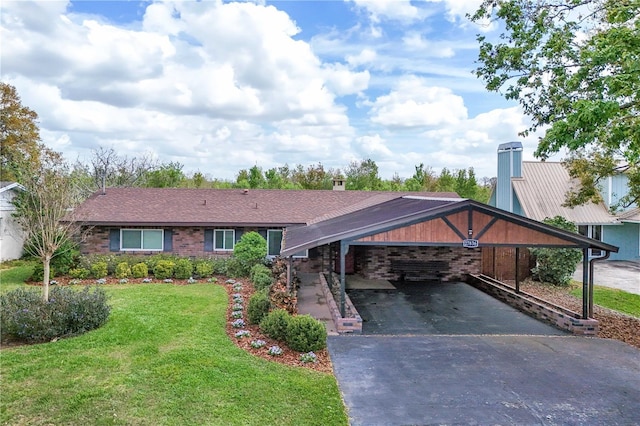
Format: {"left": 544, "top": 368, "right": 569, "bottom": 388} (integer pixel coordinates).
{"left": 328, "top": 335, "right": 640, "bottom": 425}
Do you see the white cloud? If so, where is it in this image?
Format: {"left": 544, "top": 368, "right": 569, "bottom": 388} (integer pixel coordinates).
{"left": 369, "top": 76, "right": 468, "bottom": 128}
{"left": 346, "top": 48, "right": 377, "bottom": 67}
{"left": 348, "top": 0, "right": 421, "bottom": 23}
{"left": 402, "top": 33, "right": 455, "bottom": 57}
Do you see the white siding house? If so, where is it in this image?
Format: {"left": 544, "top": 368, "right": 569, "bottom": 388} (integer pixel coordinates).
{"left": 0, "top": 182, "right": 25, "bottom": 261}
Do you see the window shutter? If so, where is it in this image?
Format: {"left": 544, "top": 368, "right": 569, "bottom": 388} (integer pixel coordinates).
{"left": 258, "top": 229, "right": 267, "bottom": 239}
{"left": 163, "top": 229, "right": 173, "bottom": 252}
{"left": 109, "top": 229, "right": 120, "bottom": 252}
{"left": 235, "top": 229, "right": 244, "bottom": 243}
{"left": 204, "top": 229, "right": 213, "bottom": 252}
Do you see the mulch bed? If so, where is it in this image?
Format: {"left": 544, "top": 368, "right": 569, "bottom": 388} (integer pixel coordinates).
{"left": 223, "top": 279, "right": 333, "bottom": 374}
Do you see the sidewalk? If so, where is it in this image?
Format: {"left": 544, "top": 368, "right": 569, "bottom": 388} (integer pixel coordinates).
{"left": 573, "top": 260, "right": 640, "bottom": 295}
{"left": 296, "top": 272, "right": 338, "bottom": 335}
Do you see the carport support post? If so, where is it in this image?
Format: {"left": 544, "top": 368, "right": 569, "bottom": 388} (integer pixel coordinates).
{"left": 515, "top": 247, "right": 520, "bottom": 293}
{"left": 340, "top": 241, "right": 348, "bottom": 317}
{"left": 582, "top": 248, "right": 589, "bottom": 319}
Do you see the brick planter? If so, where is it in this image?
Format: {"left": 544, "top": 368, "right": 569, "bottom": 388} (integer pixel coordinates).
{"left": 318, "top": 273, "right": 362, "bottom": 334}
{"left": 468, "top": 274, "right": 598, "bottom": 335}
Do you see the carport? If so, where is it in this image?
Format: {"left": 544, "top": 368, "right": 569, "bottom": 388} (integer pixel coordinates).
{"left": 281, "top": 196, "right": 618, "bottom": 326}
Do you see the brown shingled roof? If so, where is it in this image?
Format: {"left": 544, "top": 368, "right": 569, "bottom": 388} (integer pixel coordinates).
{"left": 71, "top": 188, "right": 460, "bottom": 226}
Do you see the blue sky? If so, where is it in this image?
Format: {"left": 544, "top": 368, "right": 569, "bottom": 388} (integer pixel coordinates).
{"left": 1, "top": 0, "right": 551, "bottom": 182}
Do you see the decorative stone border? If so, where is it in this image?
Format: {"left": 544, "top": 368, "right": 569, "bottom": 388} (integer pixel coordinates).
{"left": 318, "top": 273, "right": 362, "bottom": 334}
{"left": 468, "top": 274, "right": 598, "bottom": 335}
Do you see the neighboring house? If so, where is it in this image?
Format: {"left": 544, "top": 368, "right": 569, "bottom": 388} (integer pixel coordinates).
{"left": 0, "top": 182, "right": 26, "bottom": 261}
{"left": 489, "top": 142, "right": 640, "bottom": 261}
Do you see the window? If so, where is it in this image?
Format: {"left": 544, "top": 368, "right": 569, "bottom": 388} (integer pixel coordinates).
{"left": 293, "top": 249, "right": 309, "bottom": 259}
{"left": 267, "top": 229, "right": 283, "bottom": 257}
{"left": 214, "top": 229, "right": 235, "bottom": 251}
{"left": 121, "top": 229, "right": 163, "bottom": 251}
{"left": 579, "top": 225, "right": 603, "bottom": 257}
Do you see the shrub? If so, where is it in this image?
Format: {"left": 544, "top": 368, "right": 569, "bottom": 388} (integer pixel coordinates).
{"left": 247, "top": 288, "right": 271, "bottom": 325}
{"left": 0, "top": 286, "right": 110, "bottom": 343}
{"left": 115, "top": 262, "right": 131, "bottom": 279}
{"left": 250, "top": 263, "right": 271, "bottom": 281}
{"left": 285, "top": 314, "right": 327, "bottom": 352}
{"left": 29, "top": 263, "right": 54, "bottom": 282}
{"left": 194, "top": 259, "right": 214, "bottom": 278}
{"left": 90, "top": 262, "right": 108, "bottom": 279}
{"left": 232, "top": 232, "right": 267, "bottom": 277}
{"left": 69, "top": 268, "right": 90, "bottom": 279}
{"left": 174, "top": 258, "right": 193, "bottom": 280}
{"left": 211, "top": 257, "right": 229, "bottom": 275}
{"left": 153, "top": 260, "right": 175, "bottom": 280}
{"left": 131, "top": 262, "right": 148, "bottom": 279}
{"left": 252, "top": 271, "right": 274, "bottom": 291}
{"left": 259, "top": 308, "right": 292, "bottom": 342}
{"left": 530, "top": 216, "right": 583, "bottom": 286}
{"left": 22, "top": 236, "right": 80, "bottom": 276}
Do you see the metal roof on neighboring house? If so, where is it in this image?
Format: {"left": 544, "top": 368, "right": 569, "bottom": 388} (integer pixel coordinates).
{"left": 618, "top": 207, "right": 640, "bottom": 223}
{"left": 512, "top": 162, "right": 617, "bottom": 225}
{"left": 70, "top": 187, "right": 459, "bottom": 226}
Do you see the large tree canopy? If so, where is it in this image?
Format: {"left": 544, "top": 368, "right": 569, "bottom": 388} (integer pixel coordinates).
{"left": 471, "top": 0, "right": 640, "bottom": 208}
{"left": 1, "top": 82, "right": 42, "bottom": 181}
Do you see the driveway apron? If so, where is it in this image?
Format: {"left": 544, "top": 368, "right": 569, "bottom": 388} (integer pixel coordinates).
{"left": 328, "top": 281, "right": 640, "bottom": 425}
{"left": 328, "top": 335, "right": 640, "bottom": 425}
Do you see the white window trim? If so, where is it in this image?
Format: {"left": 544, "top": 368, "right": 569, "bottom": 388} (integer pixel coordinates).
{"left": 120, "top": 229, "right": 164, "bottom": 251}
{"left": 214, "top": 229, "right": 235, "bottom": 251}
{"left": 293, "top": 249, "right": 309, "bottom": 259}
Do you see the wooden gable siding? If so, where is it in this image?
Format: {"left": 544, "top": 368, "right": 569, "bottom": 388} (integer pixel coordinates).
{"left": 356, "top": 218, "right": 460, "bottom": 243}
{"left": 478, "top": 220, "right": 574, "bottom": 246}
{"left": 355, "top": 208, "right": 577, "bottom": 247}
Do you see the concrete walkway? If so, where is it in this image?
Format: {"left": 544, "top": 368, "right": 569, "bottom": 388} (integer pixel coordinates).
{"left": 573, "top": 260, "right": 640, "bottom": 295}
{"left": 296, "top": 272, "right": 337, "bottom": 335}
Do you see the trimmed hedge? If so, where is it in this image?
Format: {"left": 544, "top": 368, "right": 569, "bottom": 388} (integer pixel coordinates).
{"left": 247, "top": 289, "right": 271, "bottom": 325}
{"left": 259, "top": 309, "right": 292, "bottom": 341}
{"left": 285, "top": 314, "right": 327, "bottom": 352}
{"left": 0, "top": 286, "right": 110, "bottom": 343}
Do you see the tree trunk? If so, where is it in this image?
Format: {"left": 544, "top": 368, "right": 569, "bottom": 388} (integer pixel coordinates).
{"left": 42, "top": 255, "right": 51, "bottom": 302}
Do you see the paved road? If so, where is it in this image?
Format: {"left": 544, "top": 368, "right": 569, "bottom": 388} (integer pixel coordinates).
{"left": 573, "top": 260, "right": 640, "bottom": 295}
{"left": 328, "top": 335, "right": 640, "bottom": 425}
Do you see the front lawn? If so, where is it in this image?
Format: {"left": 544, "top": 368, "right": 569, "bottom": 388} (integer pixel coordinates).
{"left": 0, "top": 272, "right": 348, "bottom": 425}
{"left": 570, "top": 284, "right": 640, "bottom": 318}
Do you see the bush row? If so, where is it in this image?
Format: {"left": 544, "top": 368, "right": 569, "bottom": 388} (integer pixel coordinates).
{"left": 258, "top": 309, "right": 327, "bottom": 353}
{"left": 0, "top": 286, "right": 110, "bottom": 343}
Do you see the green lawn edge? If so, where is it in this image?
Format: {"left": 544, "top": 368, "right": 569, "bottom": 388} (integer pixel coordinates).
{"left": 0, "top": 266, "right": 348, "bottom": 425}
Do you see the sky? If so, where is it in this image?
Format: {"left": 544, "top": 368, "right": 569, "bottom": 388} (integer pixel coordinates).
{"left": 1, "top": 0, "right": 555, "bottom": 182}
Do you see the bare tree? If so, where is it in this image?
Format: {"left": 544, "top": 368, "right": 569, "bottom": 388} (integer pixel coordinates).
{"left": 73, "top": 147, "right": 157, "bottom": 197}
{"left": 13, "top": 149, "right": 88, "bottom": 301}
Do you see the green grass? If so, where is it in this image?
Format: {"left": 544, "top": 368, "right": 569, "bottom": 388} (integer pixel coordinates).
{"left": 0, "top": 262, "right": 34, "bottom": 293}
{"left": 570, "top": 284, "right": 640, "bottom": 318}
{"left": 0, "top": 270, "right": 348, "bottom": 425}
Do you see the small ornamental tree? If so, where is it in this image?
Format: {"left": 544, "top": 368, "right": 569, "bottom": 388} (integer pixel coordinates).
{"left": 232, "top": 231, "right": 267, "bottom": 277}
{"left": 529, "top": 216, "right": 583, "bottom": 286}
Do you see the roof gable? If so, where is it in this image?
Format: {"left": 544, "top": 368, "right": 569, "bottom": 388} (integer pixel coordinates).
{"left": 281, "top": 198, "right": 619, "bottom": 256}
{"left": 513, "top": 162, "right": 615, "bottom": 225}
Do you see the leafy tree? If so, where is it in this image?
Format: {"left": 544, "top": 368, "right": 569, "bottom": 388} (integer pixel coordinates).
{"left": 471, "top": 0, "right": 640, "bottom": 208}
{"left": 144, "top": 161, "right": 185, "bottom": 188}
{"left": 1, "top": 82, "right": 42, "bottom": 181}
{"left": 529, "top": 216, "right": 583, "bottom": 286}
{"left": 437, "top": 168, "right": 456, "bottom": 193}
{"left": 292, "top": 163, "right": 334, "bottom": 190}
{"left": 12, "top": 150, "right": 87, "bottom": 301}
{"left": 345, "top": 158, "right": 382, "bottom": 190}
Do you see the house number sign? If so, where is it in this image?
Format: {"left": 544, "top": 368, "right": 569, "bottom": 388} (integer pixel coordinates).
{"left": 462, "top": 239, "right": 479, "bottom": 248}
